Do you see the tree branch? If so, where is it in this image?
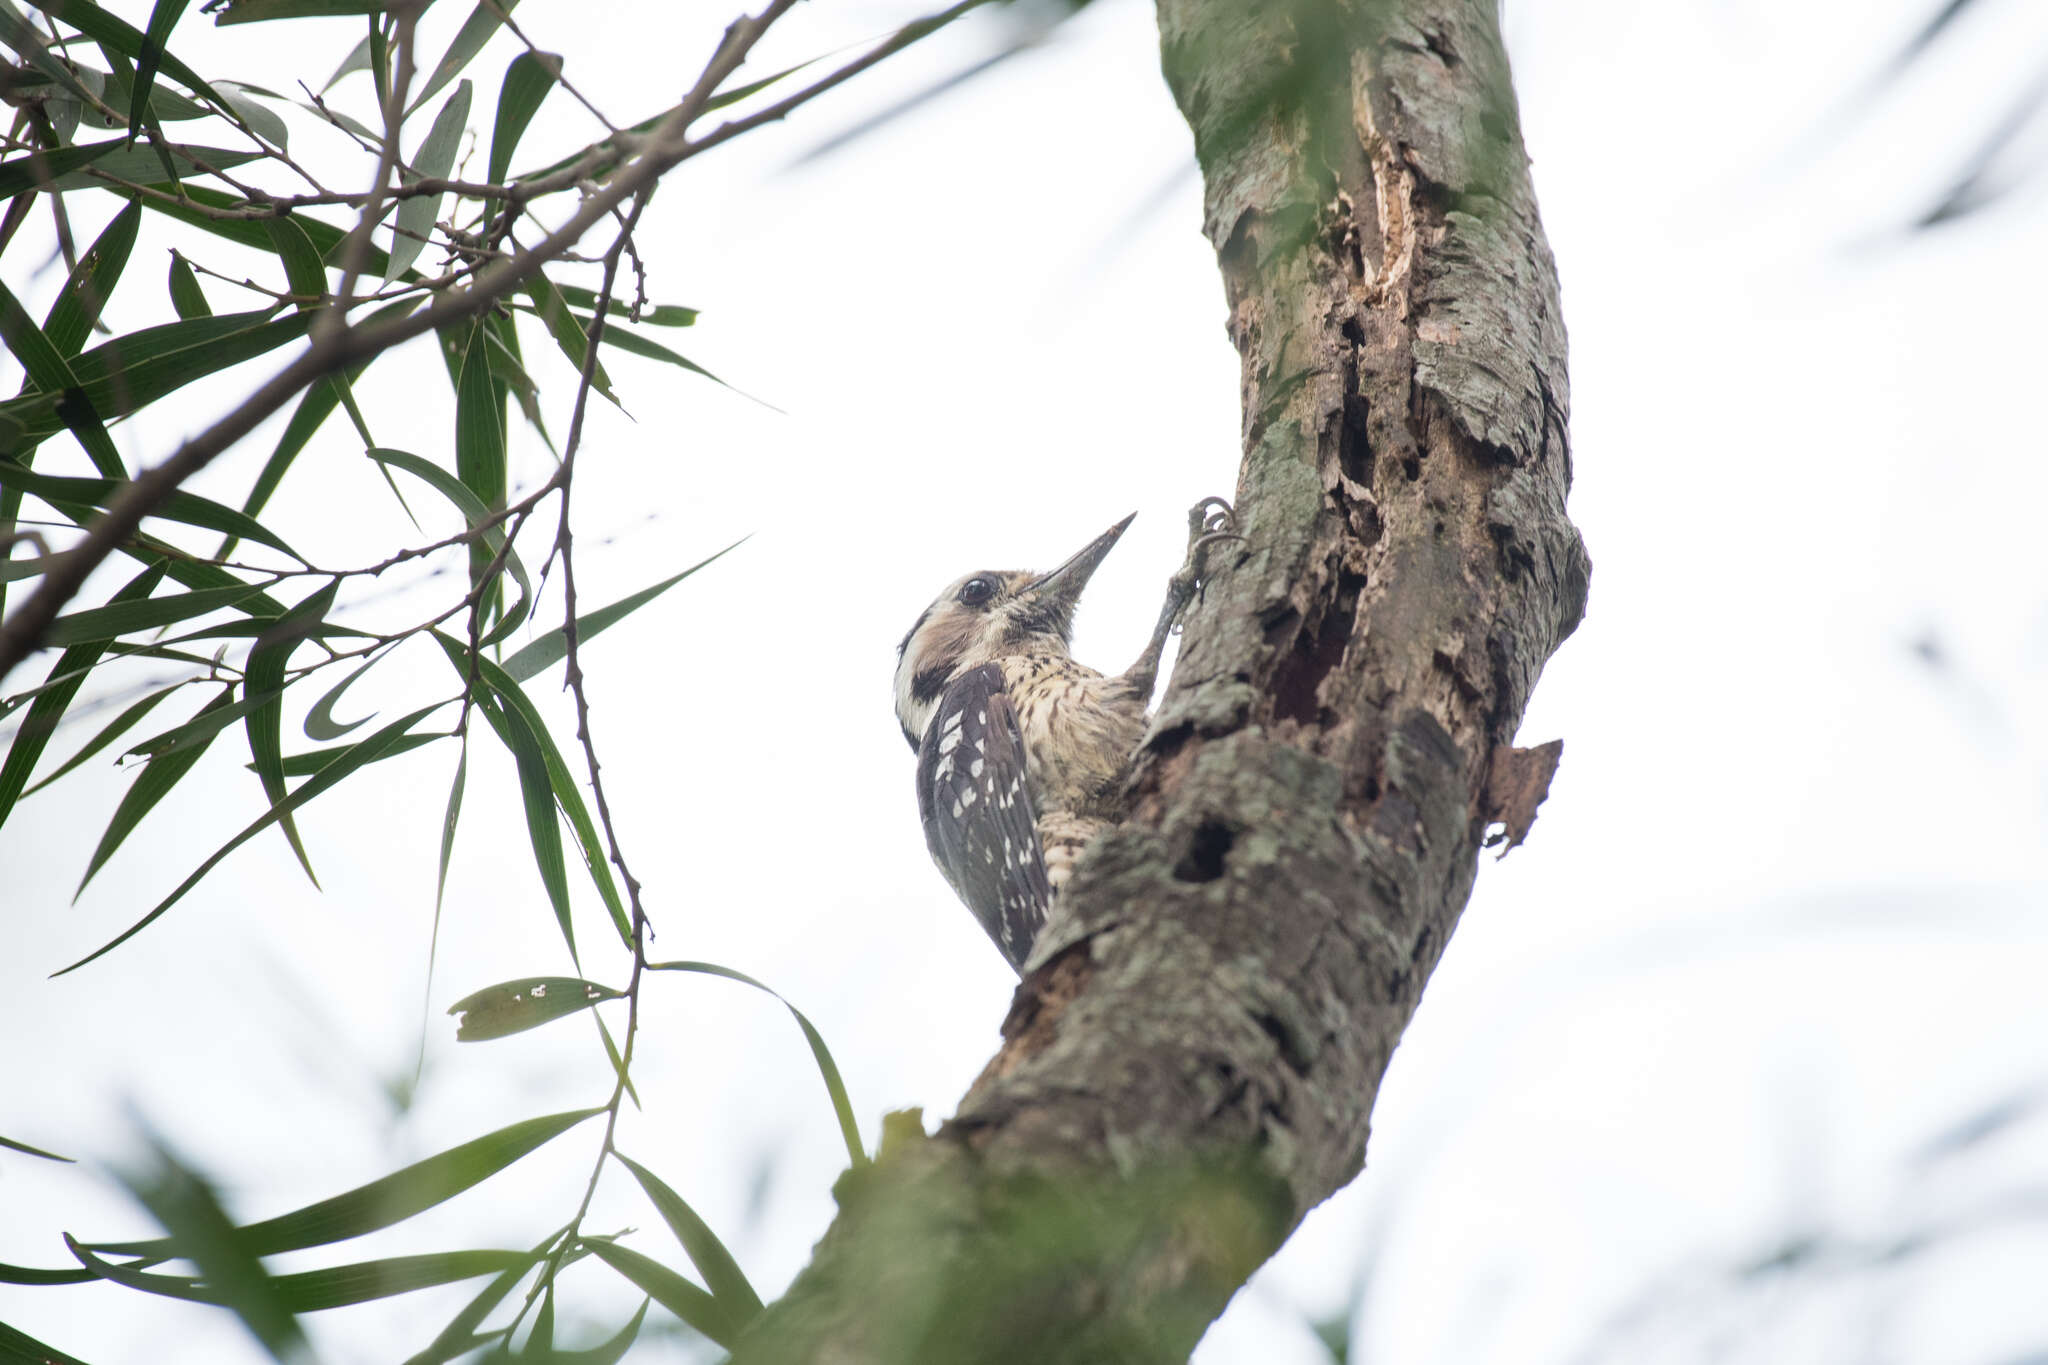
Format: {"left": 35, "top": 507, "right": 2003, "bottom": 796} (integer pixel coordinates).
{"left": 730, "top": 0, "right": 1589, "bottom": 1358}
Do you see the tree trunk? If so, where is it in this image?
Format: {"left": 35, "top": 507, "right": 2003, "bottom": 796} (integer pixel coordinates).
{"left": 733, "top": 0, "right": 1587, "bottom": 1358}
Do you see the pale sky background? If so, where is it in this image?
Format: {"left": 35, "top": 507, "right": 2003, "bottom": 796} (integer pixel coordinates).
{"left": 3, "top": 0, "right": 2047, "bottom": 1362}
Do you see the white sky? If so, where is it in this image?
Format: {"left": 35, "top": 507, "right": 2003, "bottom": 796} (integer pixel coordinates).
{"left": 3, "top": 0, "right": 2047, "bottom": 1362}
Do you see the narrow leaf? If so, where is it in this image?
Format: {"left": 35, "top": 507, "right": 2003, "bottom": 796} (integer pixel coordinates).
{"left": 447, "top": 977, "right": 622, "bottom": 1041}
{"left": 167, "top": 251, "right": 209, "bottom": 318}
{"left": 582, "top": 1241, "right": 731, "bottom": 1346}
{"left": 412, "top": 1, "right": 516, "bottom": 114}
{"left": 303, "top": 651, "right": 382, "bottom": 740}
{"left": 41, "top": 581, "right": 273, "bottom": 647}
{"left": 42, "top": 199, "right": 141, "bottom": 355}
{"left": 615, "top": 1153, "right": 761, "bottom": 1326}
{"left": 0, "top": 465, "right": 299, "bottom": 558}
{"left": 0, "top": 1319, "right": 94, "bottom": 1364}
{"left": 77, "top": 685, "right": 237, "bottom": 897}
{"left": 263, "top": 215, "right": 326, "bottom": 307}
{"left": 503, "top": 541, "right": 744, "bottom": 682}
{"left": 400, "top": 1228, "right": 557, "bottom": 1365}
{"left": 553, "top": 285, "right": 693, "bottom": 327}
{"left": 0, "top": 279, "right": 124, "bottom": 478}
{"left": 41, "top": 0, "right": 225, "bottom": 104}
{"left": 386, "top": 80, "right": 470, "bottom": 284}
{"left": 55, "top": 702, "right": 448, "bottom": 974}
{"left": 433, "top": 741, "right": 465, "bottom": 913}
{"left": 127, "top": 0, "right": 194, "bottom": 147}
{"left": 487, "top": 49, "right": 555, "bottom": 186}
{"left": 522, "top": 273, "right": 613, "bottom": 400}
{"left": 244, "top": 582, "right": 338, "bottom": 884}
{"left": 89, "top": 1109, "right": 604, "bottom": 1260}
{"left": 20, "top": 681, "right": 183, "bottom": 796}
{"left": 0, "top": 1132, "right": 75, "bottom": 1162}
{"left": 0, "top": 139, "right": 264, "bottom": 198}
{"left": 277, "top": 730, "right": 441, "bottom": 777}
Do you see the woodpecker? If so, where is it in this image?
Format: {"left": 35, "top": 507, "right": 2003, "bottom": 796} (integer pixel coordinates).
{"left": 894, "top": 502, "right": 1235, "bottom": 973}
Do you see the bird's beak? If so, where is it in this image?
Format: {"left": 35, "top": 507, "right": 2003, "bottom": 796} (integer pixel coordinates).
{"left": 1019, "top": 513, "right": 1136, "bottom": 622}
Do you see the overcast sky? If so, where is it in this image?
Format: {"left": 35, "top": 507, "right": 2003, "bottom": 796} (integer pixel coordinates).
{"left": 4, "top": 0, "right": 2046, "bottom": 1362}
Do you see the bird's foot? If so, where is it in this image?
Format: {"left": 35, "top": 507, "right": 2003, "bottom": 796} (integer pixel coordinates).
{"left": 1172, "top": 497, "right": 1245, "bottom": 616}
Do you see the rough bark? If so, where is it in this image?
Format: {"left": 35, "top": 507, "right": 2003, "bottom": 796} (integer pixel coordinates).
{"left": 732, "top": 0, "right": 1588, "bottom": 1359}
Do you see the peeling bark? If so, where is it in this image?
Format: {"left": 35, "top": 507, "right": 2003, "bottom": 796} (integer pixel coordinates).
{"left": 732, "top": 1, "right": 1587, "bottom": 1359}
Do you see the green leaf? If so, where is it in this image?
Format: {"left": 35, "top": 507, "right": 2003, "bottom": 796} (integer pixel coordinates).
{"left": 582, "top": 1241, "right": 731, "bottom": 1347}
{"left": 0, "top": 0, "right": 110, "bottom": 111}
{"left": 167, "top": 250, "right": 209, "bottom": 318}
{"left": 55, "top": 701, "right": 448, "bottom": 975}
{"left": 115, "top": 1131, "right": 306, "bottom": 1361}
{"left": 552, "top": 285, "right": 694, "bottom": 328}
{"left": 214, "top": 0, "right": 384, "bottom": 23}
{"left": 595, "top": 1011, "right": 640, "bottom": 1111}
{"left": 263, "top": 215, "right": 326, "bottom": 307}
{"left": 435, "top": 634, "right": 631, "bottom": 949}
{"left": 127, "top": 0, "right": 193, "bottom": 147}
{"left": 0, "top": 279, "right": 124, "bottom": 477}
{"left": 0, "top": 465, "right": 300, "bottom": 558}
{"left": 303, "top": 651, "right": 381, "bottom": 741}
{"left": 452, "top": 319, "right": 506, "bottom": 509}
{"left": 0, "top": 562, "right": 165, "bottom": 835}
{"left": 522, "top": 273, "right": 613, "bottom": 400}
{"left": 68, "top": 1238, "right": 528, "bottom": 1313}
{"left": 366, "top": 445, "right": 529, "bottom": 645}
{"left": 0, "top": 1132, "right": 74, "bottom": 1162}
{"left": 125, "top": 685, "right": 279, "bottom": 761}
{"left": 321, "top": 32, "right": 372, "bottom": 92}
{"left": 42, "top": 199, "right": 141, "bottom": 355}
{"left": 0, "top": 308, "right": 312, "bottom": 442}
{"left": 41, "top": 0, "right": 224, "bottom": 104}
{"left": 138, "top": 185, "right": 401, "bottom": 279}
{"left": 76, "top": 685, "right": 238, "bottom": 897}
{"left": 0, "top": 1319, "right": 94, "bottom": 1364}
{"left": 476, "top": 688, "right": 575, "bottom": 963}
{"left": 413, "top": 0, "right": 516, "bottom": 114}
{"left": 276, "top": 730, "right": 440, "bottom": 777}
{"left": 0, "top": 139, "right": 264, "bottom": 198}
{"left": 581, "top": 322, "right": 770, "bottom": 407}
{"left": 19, "top": 681, "right": 184, "bottom": 797}
{"left": 41, "top": 580, "right": 274, "bottom": 647}
{"left": 401, "top": 1230, "right": 557, "bottom": 1365}
{"left": 487, "top": 49, "right": 555, "bottom": 186}
{"left": 647, "top": 961, "right": 867, "bottom": 1169}
{"left": 502, "top": 540, "right": 744, "bottom": 683}
{"left": 90, "top": 1109, "right": 604, "bottom": 1261}
{"left": 213, "top": 80, "right": 289, "bottom": 151}
{"left": 433, "top": 740, "right": 464, "bottom": 914}
{"left": 446, "top": 977, "right": 622, "bottom": 1041}
{"left": 386, "top": 79, "right": 470, "bottom": 284}
{"left": 244, "top": 582, "right": 338, "bottom": 885}
{"left": 0, "top": 1261, "right": 95, "bottom": 1288}
{"left": 614, "top": 1153, "right": 761, "bottom": 1328}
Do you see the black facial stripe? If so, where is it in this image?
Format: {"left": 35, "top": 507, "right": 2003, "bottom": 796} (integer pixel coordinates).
{"left": 910, "top": 667, "right": 951, "bottom": 704}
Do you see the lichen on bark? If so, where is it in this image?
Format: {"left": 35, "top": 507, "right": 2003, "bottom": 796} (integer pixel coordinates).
{"left": 731, "top": 2, "right": 1588, "bottom": 1359}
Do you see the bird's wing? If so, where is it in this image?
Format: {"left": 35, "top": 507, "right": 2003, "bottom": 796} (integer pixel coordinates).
{"left": 915, "top": 663, "right": 1050, "bottom": 972}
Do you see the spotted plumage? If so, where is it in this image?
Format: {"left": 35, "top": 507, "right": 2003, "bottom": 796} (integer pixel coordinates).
{"left": 894, "top": 505, "right": 1235, "bottom": 973}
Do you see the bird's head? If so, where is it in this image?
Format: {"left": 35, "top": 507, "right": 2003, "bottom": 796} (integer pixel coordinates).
{"left": 893, "top": 513, "right": 1135, "bottom": 748}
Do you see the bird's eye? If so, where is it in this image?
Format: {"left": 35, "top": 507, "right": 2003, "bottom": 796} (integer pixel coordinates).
{"left": 958, "top": 576, "right": 996, "bottom": 607}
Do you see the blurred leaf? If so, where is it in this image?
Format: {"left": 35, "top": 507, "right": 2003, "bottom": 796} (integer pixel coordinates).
{"left": 413, "top": 0, "right": 516, "bottom": 114}
{"left": 76, "top": 685, "right": 238, "bottom": 897}
{"left": 90, "top": 1109, "right": 604, "bottom": 1260}
{"left": 447, "top": 977, "right": 623, "bottom": 1041}
{"left": 56, "top": 701, "right": 448, "bottom": 975}
{"left": 214, "top": 0, "right": 385, "bottom": 24}
{"left": 537, "top": 1299, "right": 647, "bottom": 1365}
{"left": 127, "top": 0, "right": 193, "bottom": 147}
{"left": 523, "top": 273, "right": 614, "bottom": 400}
{"left": 0, "top": 465, "right": 300, "bottom": 558}
{"left": 0, "top": 279, "right": 124, "bottom": 478}
{"left": 69, "top": 1237, "right": 528, "bottom": 1312}
{"left": 20, "top": 682, "right": 184, "bottom": 796}
{"left": 595, "top": 1012, "right": 639, "bottom": 1111}
{"left": 0, "top": 139, "right": 264, "bottom": 198}
{"left": 276, "top": 730, "right": 440, "bottom": 777}
{"left": 0, "top": 1261, "right": 95, "bottom": 1287}
{"left": 401, "top": 1230, "right": 557, "bottom": 1365}
{"left": 214, "top": 80, "right": 289, "bottom": 150}
{"left": 0, "top": 1319, "right": 94, "bottom": 1364}
{"left": 0, "top": 563, "right": 166, "bottom": 835}
{"left": 503, "top": 541, "right": 744, "bottom": 682}
{"left": 387, "top": 79, "right": 470, "bottom": 284}
{"left": 436, "top": 635, "right": 631, "bottom": 949}
{"left": 488, "top": 50, "right": 556, "bottom": 185}
{"left": 582, "top": 1240, "right": 731, "bottom": 1347}
{"left": 648, "top": 961, "right": 867, "bottom": 1169}
{"left": 167, "top": 251, "right": 210, "bottom": 318}
{"left": 0, "top": 1132, "right": 74, "bottom": 1162}
{"left": 244, "top": 582, "right": 338, "bottom": 884}
{"left": 0, "top": 0, "right": 110, "bottom": 110}
{"left": 321, "top": 32, "right": 371, "bottom": 92}
{"left": 113, "top": 1132, "right": 306, "bottom": 1361}
{"left": 433, "top": 740, "right": 464, "bottom": 915}
{"left": 41, "top": 580, "right": 273, "bottom": 647}
{"left": 615, "top": 1154, "right": 761, "bottom": 1327}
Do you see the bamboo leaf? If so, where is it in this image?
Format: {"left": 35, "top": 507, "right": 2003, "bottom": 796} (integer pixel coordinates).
{"left": 487, "top": 49, "right": 555, "bottom": 186}
{"left": 89, "top": 1109, "right": 604, "bottom": 1262}
{"left": 387, "top": 80, "right": 470, "bottom": 284}
{"left": 303, "top": 651, "right": 381, "bottom": 741}
{"left": 76, "top": 685, "right": 238, "bottom": 897}
{"left": 276, "top": 730, "right": 440, "bottom": 777}
{"left": 125, "top": 685, "right": 279, "bottom": 761}
{"left": 522, "top": 272, "right": 613, "bottom": 400}
{"left": 366, "top": 445, "right": 529, "bottom": 645}
{"left": 263, "top": 215, "right": 326, "bottom": 307}
{"left": 0, "top": 280, "right": 124, "bottom": 478}
{"left": 614, "top": 1153, "right": 761, "bottom": 1328}
{"left": 401, "top": 1229, "right": 557, "bottom": 1365}
{"left": 447, "top": 977, "right": 622, "bottom": 1041}
{"left": 477, "top": 688, "right": 575, "bottom": 963}
{"left": 41, "top": 581, "right": 274, "bottom": 647}
{"left": 552, "top": 285, "right": 693, "bottom": 327}
{"left": 582, "top": 1241, "right": 731, "bottom": 1347}
{"left": 68, "top": 1238, "right": 528, "bottom": 1313}
{"left": 0, "top": 562, "right": 165, "bottom": 835}
{"left": 503, "top": 541, "right": 744, "bottom": 682}
{"left": 55, "top": 702, "right": 448, "bottom": 975}
{"left": 647, "top": 961, "right": 868, "bottom": 1169}
{"left": 41, "top": 200, "right": 141, "bottom": 355}
{"left": 20, "top": 681, "right": 184, "bottom": 797}
{"left": 126, "top": 0, "right": 193, "bottom": 147}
